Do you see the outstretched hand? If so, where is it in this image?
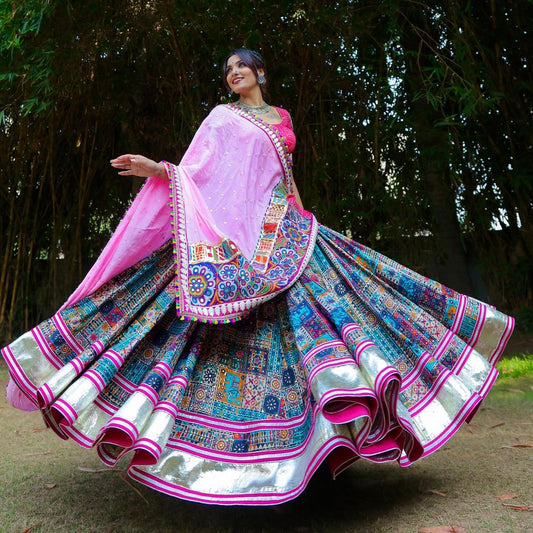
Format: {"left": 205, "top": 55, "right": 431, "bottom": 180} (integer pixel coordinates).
{"left": 110, "top": 154, "right": 167, "bottom": 179}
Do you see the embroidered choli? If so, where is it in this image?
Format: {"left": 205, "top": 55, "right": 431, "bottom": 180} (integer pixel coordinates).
{"left": 270, "top": 107, "right": 296, "bottom": 154}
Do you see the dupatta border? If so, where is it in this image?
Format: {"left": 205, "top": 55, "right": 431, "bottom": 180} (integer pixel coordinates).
{"left": 165, "top": 108, "right": 317, "bottom": 324}
{"left": 227, "top": 103, "right": 294, "bottom": 194}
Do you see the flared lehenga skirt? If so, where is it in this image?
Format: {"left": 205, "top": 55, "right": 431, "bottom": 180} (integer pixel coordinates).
{"left": 2, "top": 225, "right": 514, "bottom": 505}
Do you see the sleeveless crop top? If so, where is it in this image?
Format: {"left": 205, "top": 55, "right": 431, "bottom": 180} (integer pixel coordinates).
{"left": 270, "top": 107, "right": 296, "bottom": 153}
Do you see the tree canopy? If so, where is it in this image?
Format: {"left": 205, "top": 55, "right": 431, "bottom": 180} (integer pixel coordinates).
{"left": 1, "top": 0, "right": 532, "bottom": 342}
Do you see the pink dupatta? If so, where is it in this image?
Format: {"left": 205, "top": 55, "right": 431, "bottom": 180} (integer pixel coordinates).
{"left": 62, "top": 104, "right": 317, "bottom": 323}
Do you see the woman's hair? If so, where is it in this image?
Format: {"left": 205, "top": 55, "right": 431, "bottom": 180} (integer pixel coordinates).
{"left": 223, "top": 48, "right": 267, "bottom": 96}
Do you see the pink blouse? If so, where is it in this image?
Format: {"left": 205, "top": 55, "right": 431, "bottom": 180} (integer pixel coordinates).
{"left": 271, "top": 107, "right": 296, "bottom": 153}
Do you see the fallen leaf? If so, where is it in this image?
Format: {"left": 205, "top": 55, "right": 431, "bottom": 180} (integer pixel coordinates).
{"left": 45, "top": 483, "right": 56, "bottom": 489}
{"left": 78, "top": 466, "right": 121, "bottom": 473}
{"left": 21, "top": 523, "right": 43, "bottom": 533}
{"left": 497, "top": 493, "right": 518, "bottom": 500}
{"left": 118, "top": 472, "right": 149, "bottom": 504}
{"left": 500, "top": 388, "right": 524, "bottom": 393}
{"left": 501, "top": 443, "right": 533, "bottom": 449}
{"left": 21, "top": 450, "right": 52, "bottom": 457}
{"left": 490, "top": 422, "right": 505, "bottom": 429}
{"left": 502, "top": 503, "right": 533, "bottom": 511}
{"left": 418, "top": 526, "right": 466, "bottom": 533}
{"left": 15, "top": 428, "right": 47, "bottom": 435}
{"left": 426, "top": 489, "right": 447, "bottom": 497}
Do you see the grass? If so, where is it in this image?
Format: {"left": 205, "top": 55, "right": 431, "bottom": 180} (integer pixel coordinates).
{"left": 496, "top": 353, "right": 533, "bottom": 380}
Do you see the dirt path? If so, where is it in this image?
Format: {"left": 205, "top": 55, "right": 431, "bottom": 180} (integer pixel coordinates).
{"left": 0, "top": 363, "right": 532, "bottom": 533}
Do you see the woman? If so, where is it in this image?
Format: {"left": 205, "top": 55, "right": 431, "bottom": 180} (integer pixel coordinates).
{"left": 2, "top": 49, "right": 514, "bottom": 505}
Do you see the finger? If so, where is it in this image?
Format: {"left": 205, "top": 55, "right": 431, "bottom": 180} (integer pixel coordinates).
{"left": 110, "top": 154, "right": 134, "bottom": 164}
{"left": 111, "top": 159, "right": 133, "bottom": 168}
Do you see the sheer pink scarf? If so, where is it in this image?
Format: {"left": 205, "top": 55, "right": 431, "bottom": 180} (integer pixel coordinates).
{"left": 62, "top": 105, "right": 316, "bottom": 322}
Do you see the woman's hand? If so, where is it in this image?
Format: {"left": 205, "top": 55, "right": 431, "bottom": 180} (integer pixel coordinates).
{"left": 110, "top": 154, "right": 167, "bottom": 179}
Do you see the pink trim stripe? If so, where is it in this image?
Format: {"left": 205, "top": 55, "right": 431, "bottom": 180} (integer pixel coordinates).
{"left": 432, "top": 329, "right": 454, "bottom": 360}
{"left": 112, "top": 373, "right": 136, "bottom": 393}
{"left": 402, "top": 365, "right": 499, "bottom": 464}
{"left": 476, "top": 365, "right": 499, "bottom": 399}
{"left": 166, "top": 431, "right": 313, "bottom": 463}
{"left": 374, "top": 367, "right": 400, "bottom": 402}
{"left": 53, "top": 313, "right": 84, "bottom": 353}
{"left": 38, "top": 383, "right": 55, "bottom": 406}
{"left": 133, "top": 438, "right": 162, "bottom": 457}
{"left": 354, "top": 339, "right": 376, "bottom": 365}
{"left": 319, "top": 387, "right": 375, "bottom": 409}
{"left": 31, "top": 327, "right": 63, "bottom": 368}
{"left": 469, "top": 303, "right": 487, "bottom": 349}
{"left": 307, "top": 357, "right": 355, "bottom": 384}
{"left": 400, "top": 351, "right": 432, "bottom": 390}
{"left": 176, "top": 402, "right": 311, "bottom": 432}
{"left": 128, "top": 436, "right": 349, "bottom": 506}
{"left": 168, "top": 375, "right": 188, "bottom": 388}
{"left": 154, "top": 401, "right": 179, "bottom": 419}
{"left": 303, "top": 340, "right": 346, "bottom": 365}
{"left": 450, "top": 294, "right": 467, "bottom": 332}
{"left": 489, "top": 315, "right": 515, "bottom": 364}
{"left": 94, "top": 395, "right": 119, "bottom": 415}
{"left": 83, "top": 370, "right": 107, "bottom": 392}
{"left": 103, "top": 417, "right": 139, "bottom": 442}
{"left": 60, "top": 423, "right": 95, "bottom": 449}
{"left": 359, "top": 438, "right": 402, "bottom": 460}
{"left": 154, "top": 361, "right": 172, "bottom": 380}
{"left": 322, "top": 401, "right": 371, "bottom": 425}
{"left": 408, "top": 368, "right": 453, "bottom": 416}
{"left": 453, "top": 343, "right": 474, "bottom": 375}
{"left": 52, "top": 399, "right": 78, "bottom": 425}
{"left": 1, "top": 345, "right": 38, "bottom": 395}
{"left": 97, "top": 445, "right": 119, "bottom": 467}
{"left": 341, "top": 322, "right": 361, "bottom": 340}
{"left": 400, "top": 393, "right": 482, "bottom": 466}
{"left": 104, "top": 350, "right": 124, "bottom": 369}
{"left": 137, "top": 384, "right": 159, "bottom": 406}
{"left": 70, "top": 357, "right": 85, "bottom": 375}
{"left": 93, "top": 340, "right": 105, "bottom": 353}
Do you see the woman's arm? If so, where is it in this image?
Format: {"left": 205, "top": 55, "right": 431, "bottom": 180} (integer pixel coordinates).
{"left": 110, "top": 154, "right": 167, "bottom": 179}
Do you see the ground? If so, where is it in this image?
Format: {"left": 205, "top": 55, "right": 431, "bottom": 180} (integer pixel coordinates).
{"left": 0, "top": 335, "right": 532, "bottom": 532}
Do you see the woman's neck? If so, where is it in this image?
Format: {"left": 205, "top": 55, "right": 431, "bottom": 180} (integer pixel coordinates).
{"left": 238, "top": 87, "right": 264, "bottom": 107}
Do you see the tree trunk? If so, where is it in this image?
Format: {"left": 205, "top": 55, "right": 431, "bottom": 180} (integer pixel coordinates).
{"left": 401, "top": 14, "right": 474, "bottom": 295}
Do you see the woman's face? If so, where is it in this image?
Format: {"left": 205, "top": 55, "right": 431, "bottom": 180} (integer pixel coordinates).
{"left": 225, "top": 54, "right": 263, "bottom": 95}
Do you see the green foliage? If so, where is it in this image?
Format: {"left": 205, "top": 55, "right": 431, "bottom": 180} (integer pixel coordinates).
{"left": 497, "top": 355, "right": 533, "bottom": 379}
{"left": 0, "top": 0, "right": 58, "bottom": 120}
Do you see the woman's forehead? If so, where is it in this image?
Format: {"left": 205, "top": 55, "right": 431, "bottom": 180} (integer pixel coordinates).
{"left": 226, "top": 54, "right": 242, "bottom": 67}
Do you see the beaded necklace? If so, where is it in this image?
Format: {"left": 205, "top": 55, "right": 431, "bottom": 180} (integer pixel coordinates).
{"left": 236, "top": 100, "right": 271, "bottom": 115}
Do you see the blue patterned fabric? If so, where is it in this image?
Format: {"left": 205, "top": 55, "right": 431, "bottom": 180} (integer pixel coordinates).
{"left": 2, "top": 224, "right": 514, "bottom": 505}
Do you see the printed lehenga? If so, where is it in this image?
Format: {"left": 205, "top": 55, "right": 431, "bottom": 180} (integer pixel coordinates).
{"left": 2, "top": 104, "right": 514, "bottom": 505}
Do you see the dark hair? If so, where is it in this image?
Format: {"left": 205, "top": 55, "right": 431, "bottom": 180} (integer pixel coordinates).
{"left": 223, "top": 48, "right": 267, "bottom": 96}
